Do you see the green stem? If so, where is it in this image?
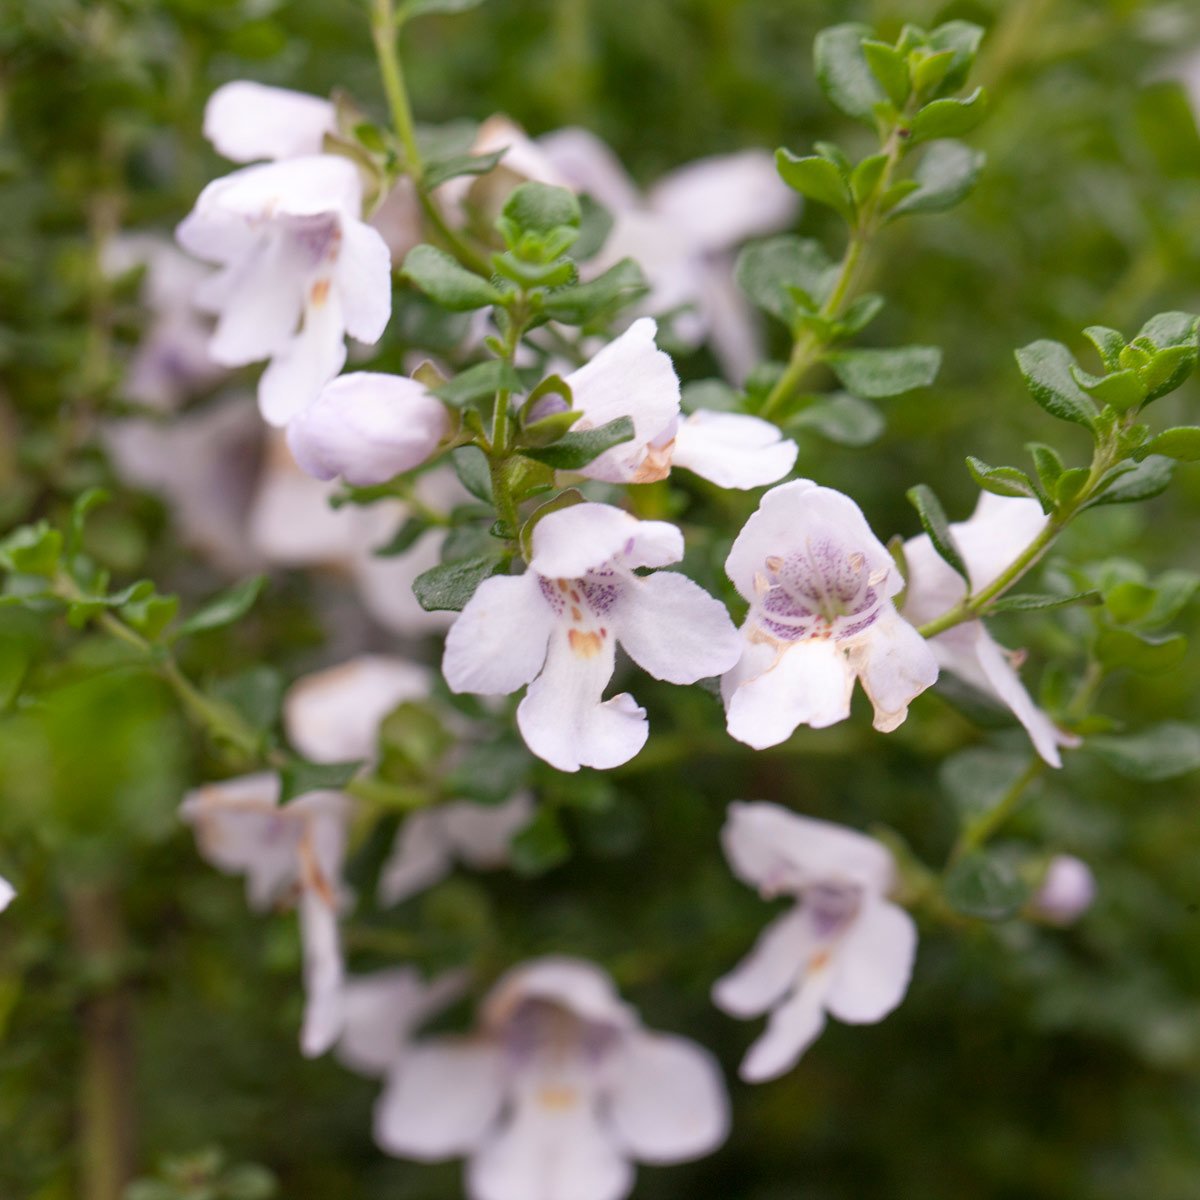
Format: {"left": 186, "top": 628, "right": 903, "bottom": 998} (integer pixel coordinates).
{"left": 486, "top": 300, "right": 529, "bottom": 539}
{"left": 950, "top": 756, "right": 1044, "bottom": 865}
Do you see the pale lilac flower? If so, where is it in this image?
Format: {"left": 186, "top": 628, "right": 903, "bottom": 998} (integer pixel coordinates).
{"left": 284, "top": 655, "right": 433, "bottom": 765}
{"left": 0, "top": 875, "right": 14, "bottom": 913}
{"left": 715, "top": 802, "right": 917, "bottom": 1082}
{"left": 443, "top": 503, "right": 740, "bottom": 771}
{"left": 722, "top": 481, "right": 938, "bottom": 748}
{"left": 563, "top": 318, "right": 795, "bottom": 488}
{"left": 1032, "top": 854, "right": 1096, "bottom": 925}
{"left": 180, "top": 773, "right": 349, "bottom": 1057}
{"left": 103, "top": 392, "right": 263, "bottom": 574}
{"left": 375, "top": 956, "right": 729, "bottom": 1200}
{"left": 177, "top": 155, "right": 392, "bottom": 425}
{"left": 287, "top": 372, "right": 450, "bottom": 487}
{"left": 379, "top": 792, "right": 536, "bottom": 905}
{"left": 247, "top": 434, "right": 455, "bottom": 635}
{"left": 103, "top": 234, "right": 226, "bottom": 409}
{"left": 540, "top": 128, "right": 797, "bottom": 380}
{"left": 204, "top": 81, "right": 337, "bottom": 164}
{"left": 336, "top": 966, "right": 470, "bottom": 1077}
{"left": 901, "top": 492, "right": 1080, "bottom": 767}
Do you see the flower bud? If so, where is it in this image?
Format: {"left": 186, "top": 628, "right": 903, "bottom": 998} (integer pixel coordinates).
{"left": 287, "top": 372, "right": 450, "bottom": 487}
{"left": 1032, "top": 854, "right": 1096, "bottom": 925}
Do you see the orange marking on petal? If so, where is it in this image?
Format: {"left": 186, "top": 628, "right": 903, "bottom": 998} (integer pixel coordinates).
{"left": 310, "top": 278, "right": 332, "bottom": 307}
{"left": 536, "top": 1085, "right": 580, "bottom": 1111}
{"left": 808, "top": 949, "right": 832, "bottom": 973}
{"left": 557, "top": 580, "right": 569, "bottom": 593}
{"left": 568, "top": 628, "right": 603, "bottom": 658}
{"left": 571, "top": 606, "right": 583, "bottom": 621}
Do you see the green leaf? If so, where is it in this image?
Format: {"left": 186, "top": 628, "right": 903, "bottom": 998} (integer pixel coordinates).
{"left": 434, "top": 360, "right": 523, "bottom": 409}
{"left": 118, "top": 590, "right": 179, "bottom": 640}
{"left": 944, "top": 851, "right": 1029, "bottom": 921}
{"left": 443, "top": 740, "right": 530, "bottom": 805}
{"left": 0, "top": 522, "right": 63, "bottom": 578}
{"left": 421, "top": 147, "right": 506, "bottom": 190}
{"left": 1140, "top": 345, "right": 1196, "bottom": 404}
{"left": 966, "top": 456, "right": 1042, "bottom": 502}
{"left": 520, "top": 416, "right": 634, "bottom": 470}
{"left": 940, "top": 747, "right": 1029, "bottom": 819}
{"left": 1088, "top": 456, "right": 1173, "bottom": 507}
{"left": 1137, "top": 310, "right": 1200, "bottom": 352}
{"left": 814, "top": 23, "right": 885, "bottom": 124}
{"left": 572, "top": 194, "right": 614, "bottom": 261}
{"left": 1070, "top": 365, "right": 1144, "bottom": 412}
{"left": 861, "top": 40, "right": 909, "bottom": 107}
{"left": 826, "top": 345, "right": 941, "bottom": 397}
{"left": 735, "top": 235, "right": 837, "bottom": 324}
{"left": 1095, "top": 627, "right": 1187, "bottom": 673}
{"left": 1086, "top": 722, "right": 1200, "bottom": 781}
{"left": 925, "top": 20, "right": 985, "bottom": 93}
{"left": 373, "top": 517, "right": 429, "bottom": 558}
{"left": 212, "top": 666, "right": 284, "bottom": 733}
{"left": 837, "top": 294, "right": 885, "bottom": 337}
{"left": 172, "top": 575, "right": 267, "bottom": 641}
{"left": 402, "top": 244, "right": 502, "bottom": 311}
{"left": 680, "top": 379, "right": 741, "bottom": 414}
{"left": 539, "top": 258, "right": 646, "bottom": 325}
{"left": 501, "top": 182, "right": 581, "bottom": 237}
{"left": 1083, "top": 326, "right": 1125, "bottom": 372}
{"left": 67, "top": 487, "right": 110, "bottom": 557}
{"left": 907, "top": 484, "right": 968, "bottom": 582}
{"left": 988, "top": 590, "right": 1100, "bottom": 613}
{"left": 1103, "top": 580, "right": 1158, "bottom": 624}
{"left": 1027, "top": 442, "right": 1064, "bottom": 493}
{"left": 510, "top": 805, "right": 570, "bottom": 876}
{"left": 413, "top": 555, "right": 505, "bottom": 613}
{"left": 1013, "top": 341, "right": 1098, "bottom": 429}
{"left": 451, "top": 446, "right": 494, "bottom": 503}
{"left": 774, "top": 150, "right": 855, "bottom": 221}
{"left": 908, "top": 87, "right": 988, "bottom": 145}
{"left": 399, "top": 0, "right": 486, "bottom": 20}
{"left": 887, "top": 141, "right": 985, "bottom": 218}
{"left": 790, "top": 392, "right": 884, "bottom": 446}
{"left": 280, "top": 757, "right": 362, "bottom": 803}
{"left": 850, "top": 152, "right": 890, "bottom": 206}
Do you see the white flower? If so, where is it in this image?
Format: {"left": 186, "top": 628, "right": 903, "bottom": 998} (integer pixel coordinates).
{"left": 103, "top": 392, "right": 263, "bottom": 574}
{"left": 179, "top": 773, "right": 349, "bottom": 1057}
{"left": 375, "top": 956, "right": 729, "bottom": 1200}
{"left": 563, "top": 318, "right": 795, "bottom": 488}
{"left": 722, "top": 481, "right": 939, "bottom": 748}
{"left": 103, "top": 234, "right": 226, "bottom": 409}
{"left": 714, "top": 802, "right": 917, "bottom": 1082}
{"left": 1032, "top": 854, "right": 1096, "bottom": 925}
{"left": 177, "top": 155, "right": 392, "bottom": 425}
{"left": 901, "top": 492, "right": 1080, "bottom": 767}
{"left": 540, "top": 129, "right": 798, "bottom": 381}
{"left": 0, "top": 875, "right": 14, "bottom": 913}
{"left": 247, "top": 434, "right": 455, "bottom": 635}
{"left": 443, "top": 503, "right": 740, "bottom": 771}
{"left": 284, "top": 654, "right": 433, "bottom": 764}
{"left": 204, "top": 81, "right": 337, "bottom": 164}
{"left": 335, "top": 966, "right": 470, "bottom": 1077}
{"left": 287, "top": 372, "right": 450, "bottom": 487}
{"left": 379, "top": 792, "right": 536, "bottom": 905}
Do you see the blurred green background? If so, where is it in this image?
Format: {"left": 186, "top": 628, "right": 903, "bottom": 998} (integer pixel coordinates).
{"left": 3, "top": 0, "right": 1200, "bottom": 1197}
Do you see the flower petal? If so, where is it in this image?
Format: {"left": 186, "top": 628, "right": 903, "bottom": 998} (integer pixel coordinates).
{"left": 605, "top": 1031, "right": 730, "bottom": 1164}
{"left": 516, "top": 628, "right": 647, "bottom": 772}
{"left": 337, "top": 218, "right": 393, "bottom": 345}
{"left": 565, "top": 319, "right": 680, "bottom": 483}
{"left": 299, "top": 887, "right": 344, "bottom": 1057}
{"left": 0, "top": 875, "right": 14, "bottom": 912}
{"left": 613, "top": 570, "right": 740, "bottom": 684}
{"left": 850, "top": 607, "right": 939, "bottom": 733}
{"left": 739, "top": 976, "right": 828, "bottom": 1083}
{"left": 441, "top": 792, "right": 535, "bottom": 868}
{"left": 824, "top": 898, "right": 916, "bottom": 1025}
{"left": 287, "top": 372, "right": 449, "bottom": 486}
{"left": 377, "top": 812, "right": 456, "bottom": 906}
{"left": 528, "top": 504, "right": 682, "bottom": 579}
{"left": 258, "top": 287, "right": 349, "bottom": 425}
{"left": 671, "top": 410, "right": 796, "bottom": 489}
{"left": 725, "top": 637, "right": 854, "bottom": 748}
{"left": 204, "top": 81, "right": 336, "bottom": 163}
{"left": 284, "top": 655, "right": 432, "bottom": 764}
{"left": 1033, "top": 854, "right": 1096, "bottom": 925}
{"left": 374, "top": 1039, "right": 506, "bottom": 1159}
{"left": 353, "top": 526, "right": 456, "bottom": 635}
{"left": 537, "top": 127, "right": 642, "bottom": 214}
{"left": 469, "top": 1105, "right": 633, "bottom": 1200}
{"left": 482, "top": 957, "right": 635, "bottom": 1031}
{"left": 712, "top": 905, "right": 811, "bottom": 1018}
{"left": 443, "top": 572, "right": 553, "bottom": 696}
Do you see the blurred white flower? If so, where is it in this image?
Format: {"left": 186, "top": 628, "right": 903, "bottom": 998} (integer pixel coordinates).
{"left": 287, "top": 371, "right": 450, "bottom": 487}
{"left": 722, "top": 481, "right": 938, "bottom": 748}
{"left": 335, "top": 966, "right": 470, "bottom": 1078}
{"left": 561, "top": 318, "right": 795, "bottom": 488}
{"left": 714, "top": 802, "right": 917, "bottom": 1082}
{"left": 443, "top": 503, "right": 740, "bottom": 771}
{"left": 902, "top": 492, "right": 1080, "bottom": 766}
{"left": 375, "top": 956, "right": 729, "bottom": 1200}
{"left": 0, "top": 875, "right": 14, "bottom": 913}
{"left": 177, "top": 155, "right": 392, "bottom": 425}
{"left": 103, "top": 234, "right": 226, "bottom": 409}
{"left": 204, "top": 81, "right": 337, "bottom": 164}
{"left": 1032, "top": 854, "right": 1096, "bottom": 925}
{"left": 179, "top": 773, "right": 350, "bottom": 1057}
{"left": 378, "top": 792, "right": 536, "bottom": 905}
{"left": 540, "top": 127, "right": 798, "bottom": 380}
